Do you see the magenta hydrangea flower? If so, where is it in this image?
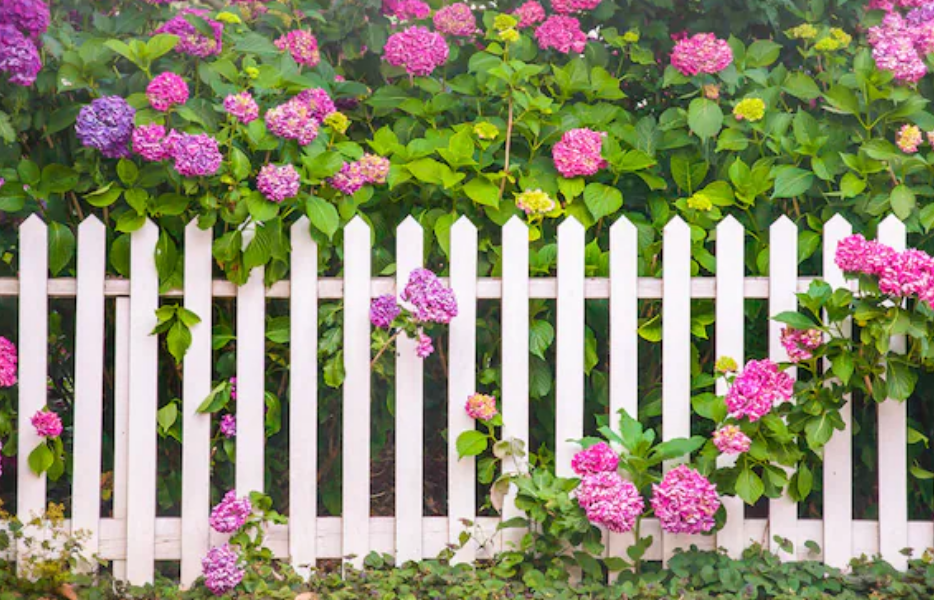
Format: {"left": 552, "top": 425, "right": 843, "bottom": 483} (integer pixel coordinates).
{"left": 329, "top": 161, "right": 367, "bottom": 195}
{"left": 571, "top": 442, "right": 619, "bottom": 476}
{"left": 878, "top": 248, "right": 934, "bottom": 305}
{"left": 172, "top": 133, "right": 222, "bottom": 177}
{"left": 552, "top": 128, "right": 607, "bottom": 178}
{"left": 0, "top": 336, "right": 17, "bottom": 388}
{"left": 370, "top": 294, "right": 400, "bottom": 329}
{"left": 223, "top": 92, "right": 260, "bottom": 124}
{"left": 384, "top": 26, "right": 450, "bottom": 77}
{"left": 220, "top": 414, "right": 236, "bottom": 438}
{"left": 415, "top": 331, "right": 434, "bottom": 358}
{"left": 155, "top": 8, "right": 224, "bottom": 58}
{"left": 265, "top": 97, "right": 320, "bottom": 146}
{"left": 275, "top": 30, "right": 320, "bottom": 67}
{"left": 0, "top": 24, "right": 41, "bottom": 87}
{"left": 725, "top": 359, "right": 793, "bottom": 422}
{"left": 552, "top": 0, "right": 602, "bottom": 14}
{"left": 651, "top": 465, "right": 719, "bottom": 534}
{"left": 434, "top": 3, "right": 477, "bottom": 37}
{"left": 201, "top": 545, "right": 244, "bottom": 596}
{"left": 358, "top": 154, "right": 391, "bottom": 184}
{"left": 0, "top": 0, "right": 50, "bottom": 39}
{"left": 535, "top": 16, "right": 587, "bottom": 54}
{"left": 75, "top": 96, "right": 136, "bottom": 159}
{"left": 295, "top": 88, "right": 337, "bottom": 122}
{"left": 712, "top": 425, "right": 751, "bottom": 455}
{"left": 209, "top": 490, "right": 252, "bottom": 533}
{"left": 834, "top": 234, "right": 897, "bottom": 276}
{"left": 465, "top": 393, "right": 498, "bottom": 421}
{"left": 670, "top": 33, "right": 734, "bottom": 76}
{"left": 575, "top": 471, "right": 644, "bottom": 533}
{"left": 382, "top": 0, "right": 430, "bottom": 21}
{"left": 132, "top": 124, "right": 173, "bottom": 162}
{"left": 256, "top": 163, "right": 300, "bottom": 203}
{"left": 514, "top": 0, "right": 546, "bottom": 27}
{"left": 31, "top": 409, "right": 62, "bottom": 438}
{"left": 780, "top": 327, "right": 822, "bottom": 363}
{"left": 146, "top": 72, "right": 189, "bottom": 112}
{"left": 229, "top": 377, "right": 237, "bottom": 401}
{"left": 401, "top": 268, "right": 459, "bottom": 324}
{"left": 869, "top": 12, "right": 929, "bottom": 82}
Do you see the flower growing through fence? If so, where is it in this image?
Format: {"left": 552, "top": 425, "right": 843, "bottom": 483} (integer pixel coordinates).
{"left": 27, "top": 409, "right": 65, "bottom": 477}
{"left": 210, "top": 490, "right": 253, "bottom": 533}
{"left": 780, "top": 327, "right": 822, "bottom": 362}
{"left": 651, "top": 465, "right": 720, "bottom": 534}
{"left": 712, "top": 425, "right": 751, "bottom": 455}
{"left": 465, "top": 393, "right": 498, "bottom": 421}
{"left": 202, "top": 544, "right": 244, "bottom": 595}
{"left": 725, "top": 359, "right": 793, "bottom": 421}
{"left": 220, "top": 414, "right": 236, "bottom": 438}
{"left": 0, "top": 336, "right": 17, "bottom": 388}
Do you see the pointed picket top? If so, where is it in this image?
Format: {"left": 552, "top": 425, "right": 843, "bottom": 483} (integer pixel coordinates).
{"left": 20, "top": 212, "right": 46, "bottom": 232}
{"left": 185, "top": 218, "right": 204, "bottom": 234}
{"left": 717, "top": 214, "right": 743, "bottom": 236}
{"left": 610, "top": 214, "right": 637, "bottom": 236}
{"left": 135, "top": 217, "right": 160, "bottom": 239}
{"left": 824, "top": 213, "right": 853, "bottom": 236}
{"left": 345, "top": 215, "right": 371, "bottom": 236}
{"left": 504, "top": 214, "right": 528, "bottom": 234}
{"left": 878, "top": 214, "right": 906, "bottom": 245}
{"left": 78, "top": 214, "right": 105, "bottom": 234}
{"left": 397, "top": 214, "right": 423, "bottom": 238}
{"left": 451, "top": 215, "right": 478, "bottom": 238}
{"left": 770, "top": 214, "right": 798, "bottom": 235}
{"left": 558, "top": 215, "right": 585, "bottom": 233}
{"left": 664, "top": 215, "right": 689, "bottom": 234}
{"left": 290, "top": 215, "right": 311, "bottom": 234}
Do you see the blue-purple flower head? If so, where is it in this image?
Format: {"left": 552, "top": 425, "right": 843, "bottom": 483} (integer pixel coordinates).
{"left": 0, "top": 24, "right": 40, "bottom": 86}
{"left": 401, "top": 268, "right": 458, "bottom": 324}
{"left": 76, "top": 96, "right": 136, "bottom": 159}
{"left": 0, "top": 0, "right": 50, "bottom": 39}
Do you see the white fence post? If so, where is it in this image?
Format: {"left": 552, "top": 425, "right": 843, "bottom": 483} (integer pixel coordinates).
{"left": 555, "top": 218, "right": 585, "bottom": 478}
{"left": 112, "top": 296, "right": 131, "bottom": 580}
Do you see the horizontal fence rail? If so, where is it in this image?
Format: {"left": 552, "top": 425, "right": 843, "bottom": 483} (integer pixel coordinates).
{"left": 4, "top": 212, "right": 927, "bottom": 585}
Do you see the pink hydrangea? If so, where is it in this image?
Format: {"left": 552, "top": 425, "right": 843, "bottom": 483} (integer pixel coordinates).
{"left": 835, "top": 234, "right": 897, "bottom": 276}
{"left": 869, "top": 12, "right": 929, "bottom": 82}
{"left": 155, "top": 8, "right": 223, "bottom": 58}
{"left": 223, "top": 92, "right": 259, "bottom": 124}
{"left": 535, "top": 16, "right": 587, "bottom": 54}
{"left": 328, "top": 161, "right": 367, "bottom": 195}
{"left": 146, "top": 72, "right": 189, "bottom": 112}
{"left": 434, "top": 3, "right": 477, "bottom": 37}
{"left": 780, "top": 327, "right": 822, "bottom": 363}
{"left": 712, "top": 425, "right": 751, "bottom": 455}
{"left": 265, "top": 97, "right": 320, "bottom": 146}
{"left": 202, "top": 545, "right": 243, "bottom": 596}
{"left": 295, "top": 88, "right": 337, "bottom": 121}
{"left": 897, "top": 123, "right": 923, "bottom": 153}
{"left": 209, "top": 490, "right": 252, "bottom": 533}
{"left": 229, "top": 377, "right": 237, "bottom": 401}
{"left": 275, "top": 30, "right": 320, "bottom": 67}
{"left": 382, "top": 0, "right": 430, "bottom": 21}
{"left": 220, "top": 414, "right": 236, "bottom": 438}
{"left": 384, "top": 26, "right": 449, "bottom": 76}
{"left": 465, "top": 393, "right": 498, "bottom": 421}
{"left": 358, "top": 153, "right": 391, "bottom": 184}
{"left": 401, "top": 268, "right": 459, "bottom": 324}
{"left": 514, "top": 1, "right": 546, "bottom": 28}
{"left": 132, "top": 124, "right": 173, "bottom": 162}
{"left": 670, "top": 33, "right": 734, "bottom": 76}
{"left": 0, "top": 336, "right": 17, "bottom": 388}
{"left": 552, "top": 128, "right": 607, "bottom": 178}
{"left": 31, "top": 409, "right": 62, "bottom": 438}
{"left": 415, "top": 331, "right": 434, "bottom": 358}
{"left": 651, "top": 465, "right": 719, "bottom": 534}
{"left": 552, "top": 0, "right": 603, "bottom": 14}
{"left": 576, "top": 471, "right": 644, "bottom": 533}
{"left": 725, "top": 359, "right": 793, "bottom": 422}
{"left": 878, "top": 248, "right": 934, "bottom": 305}
{"left": 172, "top": 133, "right": 222, "bottom": 177}
{"left": 370, "top": 294, "right": 400, "bottom": 328}
{"left": 571, "top": 442, "right": 619, "bottom": 476}
{"left": 256, "top": 163, "right": 301, "bottom": 203}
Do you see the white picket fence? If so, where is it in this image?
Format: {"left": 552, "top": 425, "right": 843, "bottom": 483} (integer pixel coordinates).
{"left": 5, "top": 212, "right": 930, "bottom": 586}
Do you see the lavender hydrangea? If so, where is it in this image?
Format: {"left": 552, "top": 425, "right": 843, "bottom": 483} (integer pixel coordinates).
{"left": 256, "top": 163, "right": 300, "bottom": 203}
{"left": 0, "top": 25, "right": 40, "bottom": 87}
{"left": 172, "top": 133, "right": 222, "bottom": 177}
{"left": 156, "top": 9, "right": 224, "bottom": 58}
{"left": 401, "top": 268, "right": 459, "bottom": 324}
{"left": 201, "top": 545, "right": 244, "bottom": 596}
{"left": 220, "top": 414, "right": 236, "bottom": 438}
{"left": 370, "top": 294, "right": 401, "bottom": 329}
{"left": 75, "top": 96, "right": 136, "bottom": 159}
{"left": 209, "top": 490, "right": 252, "bottom": 533}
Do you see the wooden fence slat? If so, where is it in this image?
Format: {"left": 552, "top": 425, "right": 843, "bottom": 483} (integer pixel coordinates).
{"left": 768, "top": 216, "right": 799, "bottom": 560}
{"left": 822, "top": 214, "right": 853, "bottom": 569}
{"left": 877, "top": 215, "right": 908, "bottom": 571}
{"left": 395, "top": 217, "right": 424, "bottom": 564}
{"left": 17, "top": 216, "right": 47, "bottom": 573}
{"left": 180, "top": 222, "right": 213, "bottom": 587}
{"left": 290, "top": 218, "right": 318, "bottom": 574}
{"left": 555, "top": 218, "right": 585, "bottom": 478}
{"left": 501, "top": 217, "right": 529, "bottom": 552}
{"left": 448, "top": 217, "right": 478, "bottom": 564}
{"left": 112, "top": 296, "right": 131, "bottom": 581}
{"left": 343, "top": 217, "right": 372, "bottom": 568}
{"left": 715, "top": 216, "right": 745, "bottom": 558}
{"left": 126, "top": 220, "right": 160, "bottom": 585}
{"left": 236, "top": 228, "right": 266, "bottom": 495}
{"left": 72, "top": 217, "right": 107, "bottom": 569}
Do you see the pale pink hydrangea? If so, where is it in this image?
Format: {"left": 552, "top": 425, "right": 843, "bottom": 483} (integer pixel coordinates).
{"left": 780, "top": 327, "right": 822, "bottom": 363}
{"left": 0, "top": 336, "right": 17, "bottom": 388}
{"left": 224, "top": 91, "right": 259, "bottom": 124}
{"left": 146, "top": 72, "right": 189, "bottom": 112}
{"left": 869, "top": 12, "right": 928, "bottom": 82}
{"left": 209, "top": 490, "right": 252, "bottom": 533}
{"left": 465, "top": 393, "right": 498, "bottom": 421}
{"left": 576, "top": 471, "right": 644, "bottom": 533}
{"left": 31, "top": 409, "right": 62, "bottom": 438}
{"left": 256, "top": 163, "right": 300, "bottom": 203}
{"left": 651, "top": 465, "right": 719, "bottom": 534}
{"left": 897, "top": 123, "right": 923, "bottom": 153}
{"left": 712, "top": 425, "right": 751, "bottom": 455}
{"left": 552, "top": 128, "right": 607, "bottom": 178}
{"left": 670, "top": 33, "right": 733, "bottom": 76}
{"left": 434, "top": 3, "right": 477, "bottom": 37}
{"left": 571, "top": 442, "right": 619, "bottom": 476}
{"left": 535, "top": 15, "right": 587, "bottom": 54}
{"left": 725, "top": 359, "right": 793, "bottom": 422}
{"left": 514, "top": 0, "right": 546, "bottom": 28}
{"left": 552, "top": 0, "right": 602, "bottom": 14}
{"left": 275, "top": 30, "right": 320, "bottom": 67}
{"left": 384, "top": 26, "right": 449, "bottom": 76}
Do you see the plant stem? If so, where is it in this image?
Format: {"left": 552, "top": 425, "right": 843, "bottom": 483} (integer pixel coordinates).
{"left": 371, "top": 330, "right": 402, "bottom": 367}
{"left": 498, "top": 94, "right": 515, "bottom": 199}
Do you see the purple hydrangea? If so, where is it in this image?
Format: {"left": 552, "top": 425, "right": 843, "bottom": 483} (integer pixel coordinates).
{"left": 0, "top": 0, "right": 50, "bottom": 39}
{"left": 400, "top": 268, "right": 458, "bottom": 324}
{"left": 201, "top": 545, "right": 244, "bottom": 596}
{"left": 156, "top": 9, "right": 224, "bottom": 58}
{"left": 328, "top": 161, "right": 366, "bottom": 195}
{"left": 265, "top": 97, "right": 320, "bottom": 146}
{"left": 220, "top": 414, "right": 236, "bottom": 438}
{"left": 0, "top": 25, "right": 40, "bottom": 87}
{"left": 370, "top": 294, "right": 401, "bottom": 329}
{"left": 256, "top": 163, "right": 300, "bottom": 203}
{"left": 172, "top": 133, "right": 222, "bottom": 177}
{"left": 209, "top": 490, "right": 252, "bottom": 533}
{"left": 571, "top": 442, "right": 619, "bottom": 476}
{"left": 75, "top": 96, "right": 136, "bottom": 159}
{"left": 415, "top": 330, "right": 434, "bottom": 358}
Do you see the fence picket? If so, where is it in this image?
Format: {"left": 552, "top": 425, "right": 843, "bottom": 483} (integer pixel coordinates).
{"left": 556, "top": 218, "right": 585, "bottom": 478}
{"left": 343, "top": 217, "right": 372, "bottom": 568}
{"left": 768, "top": 216, "right": 799, "bottom": 560}
{"left": 822, "top": 214, "right": 853, "bottom": 569}
{"left": 236, "top": 228, "right": 266, "bottom": 495}
{"left": 716, "top": 216, "right": 745, "bottom": 558}
{"left": 877, "top": 216, "right": 908, "bottom": 571}
{"left": 501, "top": 217, "right": 529, "bottom": 552}
{"left": 181, "top": 222, "right": 213, "bottom": 587}
{"left": 112, "top": 297, "right": 130, "bottom": 581}
{"left": 126, "top": 220, "right": 160, "bottom": 585}
{"left": 395, "top": 217, "right": 424, "bottom": 563}
{"left": 290, "top": 218, "right": 318, "bottom": 574}
{"left": 448, "top": 217, "right": 478, "bottom": 564}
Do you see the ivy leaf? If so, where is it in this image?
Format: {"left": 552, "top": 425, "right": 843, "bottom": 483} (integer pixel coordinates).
{"left": 456, "top": 430, "right": 488, "bottom": 458}
{"left": 687, "top": 98, "right": 724, "bottom": 139}
{"left": 28, "top": 443, "right": 54, "bottom": 475}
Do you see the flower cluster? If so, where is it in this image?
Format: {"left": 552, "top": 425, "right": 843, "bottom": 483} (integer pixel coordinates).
{"left": 686, "top": 192, "right": 713, "bottom": 211}
{"left": 514, "top": 0, "right": 546, "bottom": 28}
{"left": 224, "top": 91, "right": 260, "bottom": 124}
{"left": 220, "top": 414, "right": 236, "bottom": 438}
{"left": 786, "top": 23, "right": 818, "bottom": 40}
{"left": 0, "top": 0, "right": 50, "bottom": 39}
{"left": 733, "top": 98, "right": 765, "bottom": 122}
{"left": 416, "top": 331, "right": 434, "bottom": 358}
{"left": 535, "top": 15, "right": 587, "bottom": 54}
{"left": 401, "top": 268, "right": 459, "bottom": 324}
{"left": 156, "top": 9, "right": 224, "bottom": 58}
{"left": 256, "top": 163, "right": 300, "bottom": 203}
{"left": 897, "top": 123, "right": 923, "bottom": 153}
{"left": 370, "top": 294, "right": 401, "bottom": 329}
{"left": 146, "top": 72, "right": 189, "bottom": 112}
{"left": 836, "top": 234, "right": 934, "bottom": 307}
{"left": 265, "top": 89, "right": 335, "bottom": 146}
{"left": 835, "top": 234, "right": 897, "bottom": 276}
{"left": 780, "top": 327, "right": 822, "bottom": 362}
{"left": 552, "top": 0, "right": 602, "bottom": 14}
{"left": 725, "top": 359, "right": 793, "bottom": 421}
{"left": 651, "top": 465, "right": 720, "bottom": 534}
{"left": 465, "top": 393, "right": 498, "bottom": 421}
{"left": 576, "top": 471, "right": 644, "bottom": 533}
{"left": 76, "top": 96, "right": 136, "bottom": 159}
{"left": 172, "top": 133, "right": 223, "bottom": 177}
{"left": 434, "top": 3, "right": 477, "bottom": 37}
{"left": 712, "top": 425, "right": 751, "bottom": 455}
{"left": 515, "top": 189, "right": 556, "bottom": 215}
{"left": 132, "top": 124, "right": 174, "bottom": 162}
{"left": 201, "top": 544, "right": 244, "bottom": 596}
{"left": 31, "top": 409, "right": 62, "bottom": 438}
{"left": 329, "top": 154, "right": 390, "bottom": 195}
{"left": 670, "top": 33, "right": 733, "bottom": 76}
{"left": 814, "top": 28, "right": 851, "bottom": 52}
{"left": 0, "top": 24, "right": 41, "bottom": 86}
{"left": 868, "top": 12, "right": 931, "bottom": 82}
{"left": 0, "top": 336, "right": 17, "bottom": 388}
{"left": 552, "top": 128, "right": 607, "bottom": 178}
{"left": 209, "top": 490, "right": 253, "bottom": 533}
{"left": 571, "top": 442, "right": 619, "bottom": 475}
{"left": 384, "top": 26, "right": 450, "bottom": 76}
{"left": 382, "top": 0, "right": 430, "bottom": 21}
{"left": 275, "top": 30, "right": 320, "bottom": 67}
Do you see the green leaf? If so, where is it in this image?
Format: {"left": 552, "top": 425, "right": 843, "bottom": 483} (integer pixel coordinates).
{"left": 771, "top": 167, "right": 814, "bottom": 199}
{"left": 197, "top": 381, "right": 231, "bottom": 413}
{"left": 463, "top": 177, "right": 500, "bottom": 208}
{"left": 117, "top": 160, "right": 139, "bottom": 186}
{"left": 42, "top": 164, "right": 79, "bottom": 193}
{"left": 886, "top": 359, "right": 917, "bottom": 401}
{"left": 735, "top": 466, "right": 765, "bottom": 505}
{"left": 247, "top": 191, "right": 280, "bottom": 222}
{"left": 28, "top": 443, "right": 54, "bottom": 475}
{"left": 558, "top": 176, "right": 585, "bottom": 201}
{"left": 637, "top": 314, "right": 661, "bottom": 342}
{"left": 306, "top": 196, "right": 340, "bottom": 240}
{"left": 456, "top": 430, "right": 488, "bottom": 458}
{"left": 146, "top": 34, "right": 179, "bottom": 61}
{"left": 890, "top": 185, "right": 916, "bottom": 220}
{"left": 687, "top": 98, "right": 724, "bottom": 139}
{"left": 805, "top": 414, "right": 836, "bottom": 451}
{"left": 166, "top": 320, "right": 192, "bottom": 364}
{"left": 831, "top": 353, "right": 854, "bottom": 385}
{"left": 18, "top": 159, "right": 40, "bottom": 185}
{"left": 772, "top": 311, "right": 819, "bottom": 330}
{"left": 406, "top": 158, "right": 445, "bottom": 185}
{"left": 649, "top": 436, "right": 705, "bottom": 462}
{"left": 746, "top": 40, "right": 782, "bottom": 67}
{"left": 230, "top": 148, "right": 252, "bottom": 181}
{"left": 529, "top": 320, "right": 555, "bottom": 360}
{"left": 47, "top": 222, "right": 75, "bottom": 276}
{"left": 157, "top": 402, "right": 178, "bottom": 434}
{"left": 583, "top": 182, "right": 623, "bottom": 221}
{"left": 85, "top": 183, "right": 123, "bottom": 208}
{"left": 823, "top": 85, "right": 860, "bottom": 116}
{"left": 782, "top": 73, "right": 821, "bottom": 101}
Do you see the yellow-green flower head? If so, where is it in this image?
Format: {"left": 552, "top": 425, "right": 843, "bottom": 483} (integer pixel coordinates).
{"left": 494, "top": 14, "right": 518, "bottom": 32}
{"left": 473, "top": 121, "right": 499, "bottom": 140}
{"left": 715, "top": 356, "right": 738, "bottom": 373}
{"left": 244, "top": 66, "right": 259, "bottom": 79}
{"left": 324, "top": 112, "right": 350, "bottom": 134}
{"left": 216, "top": 11, "right": 242, "bottom": 24}
{"left": 815, "top": 28, "right": 851, "bottom": 52}
{"left": 516, "top": 189, "right": 556, "bottom": 216}
{"left": 787, "top": 23, "right": 818, "bottom": 40}
{"left": 733, "top": 97, "right": 765, "bottom": 122}
{"left": 686, "top": 192, "right": 713, "bottom": 211}
{"left": 622, "top": 29, "right": 640, "bottom": 43}
{"left": 499, "top": 28, "right": 520, "bottom": 43}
